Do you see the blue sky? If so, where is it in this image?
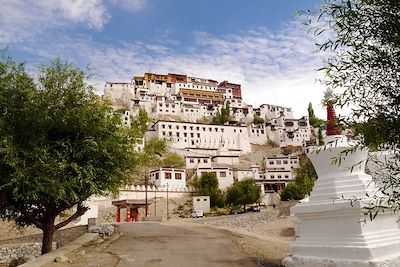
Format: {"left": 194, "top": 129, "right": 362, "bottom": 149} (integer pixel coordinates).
{"left": 0, "top": 0, "right": 328, "bottom": 117}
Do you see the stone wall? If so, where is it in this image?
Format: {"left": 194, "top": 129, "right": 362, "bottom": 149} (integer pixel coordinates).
{"left": 0, "top": 242, "right": 56, "bottom": 266}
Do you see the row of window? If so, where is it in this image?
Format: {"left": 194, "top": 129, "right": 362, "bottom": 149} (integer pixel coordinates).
{"left": 189, "top": 158, "right": 209, "bottom": 164}
{"left": 201, "top": 171, "right": 227, "bottom": 177}
{"left": 152, "top": 172, "right": 183, "bottom": 180}
{"left": 160, "top": 124, "right": 243, "bottom": 133}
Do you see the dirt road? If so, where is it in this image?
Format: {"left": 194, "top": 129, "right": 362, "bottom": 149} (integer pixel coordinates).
{"left": 57, "top": 222, "right": 281, "bottom": 267}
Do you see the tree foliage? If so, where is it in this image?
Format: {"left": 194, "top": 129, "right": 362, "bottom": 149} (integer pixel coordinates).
{"left": 253, "top": 114, "right": 265, "bottom": 125}
{"left": 304, "top": 0, "right": 400, "bottom": 215}
{"left": 226, "top": 179, "right": 261, "bottom": 212}
{"left": 193, "top": 173, "right": 225, "bottom": 208}
{"left": 280, "top": 157, "right": 317, "bottom": 201}
{"left": 161, "top": 152, "right": 184, "bottom": 168}
{"left": 305, "top": 0, "right": 400, "bottom": 147}
{"left": 280, "top": 183, "right": 304, "bottom": 201}
{"left": 0, "top": 56, "right": 151, "bottom": 254}
{"left": 212, "top": 103, "right": 230, "bottom": 125}
{"left": 308, "top": 102, "right": 325, "bottom": 128}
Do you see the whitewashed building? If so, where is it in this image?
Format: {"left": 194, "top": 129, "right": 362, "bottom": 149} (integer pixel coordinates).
{"left": 149, "top": 168, "right": 186, "bottom": 189}
{"left": 147, "top": 120, "right": 252, "bottom": 155}
{"left": 195, "top": 167, "right": 234, "bottom": 190}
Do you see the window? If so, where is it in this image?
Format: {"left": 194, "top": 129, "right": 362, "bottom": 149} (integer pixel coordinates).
{"left": 204, "top": 159, "right": 208, "bottom": 163}
{"left": 283, "top": 160, "right": 288, "bottom": 164}
{"left": 269, "top": 161, "right": 274, "bottom": 165}
{"left": 175, "top": 173, "right": 182, "bottom": 180}
{"left": 190, "top": 159, "right": 194, "bottom": 163}
{"left": 183, "top": 126, "right": 187, "bottom": 130}
{"left": 220, "top": 172, "right": 226, "bottom": 177}
{"left": 162, "top": 124, "right": 165, "bottom": 129}
{"left": 165, "top": 172, "right": 172, "bottom": 179}
{"left": 276, "top": 160, "right": 281, "bottom": 165}
{"left": 271, "top": 175, "right": 275, "bottom": 179}
{"left": 184, "top": 133, "right": 187, "bottom": 137}
{"left": 204, "top": 199, "right": 207, "bottom": 201}
{"left": 155, "top": 173, "right": 159, "bottom": 180}
{"left": 278, "top": 175, "right": 282, "bottom": 179}
{"left": 285, "top": 175, "right": 289, "bottom": 178}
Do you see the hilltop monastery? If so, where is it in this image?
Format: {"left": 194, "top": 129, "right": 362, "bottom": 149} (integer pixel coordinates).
{"left": 103, "top": 72, "right": 314, "bottom": 195}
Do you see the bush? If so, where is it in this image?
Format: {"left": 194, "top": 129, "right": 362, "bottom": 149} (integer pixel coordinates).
{"left": 280, "top": 183, "right": 304, "bottom": 201}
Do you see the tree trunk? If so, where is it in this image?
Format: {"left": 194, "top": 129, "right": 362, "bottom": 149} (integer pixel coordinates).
{"left": 243, "top": 204, "right": 246, "bottom": 213}
{"left": 41, "top": 220, "right": 56, "bottom": 254}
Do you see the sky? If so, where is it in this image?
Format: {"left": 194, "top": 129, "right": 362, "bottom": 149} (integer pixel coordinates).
{"left": 0, "top": 0, "right": 328, "bottom": 118}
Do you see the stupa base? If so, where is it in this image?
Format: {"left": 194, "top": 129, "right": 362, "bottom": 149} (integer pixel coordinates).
{"left": 283, "top": 255, "right": 400, "bottom": 267}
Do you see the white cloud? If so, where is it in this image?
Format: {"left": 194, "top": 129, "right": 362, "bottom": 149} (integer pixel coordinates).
{"left": 0, "top": 0, "right": 110, "bottom": 43}
{"left": 110, "top": 0, "right": 148, "bottom": 12}
{"left": 10, "top": 19, "right": 330, "bottom": 119}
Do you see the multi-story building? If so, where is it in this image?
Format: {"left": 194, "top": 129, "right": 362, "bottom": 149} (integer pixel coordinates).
{"left": 147, "top": 120, "right": 252, "bottom": 155}
{"left": 105, "top": 72, "right": 312, "bottom": 149}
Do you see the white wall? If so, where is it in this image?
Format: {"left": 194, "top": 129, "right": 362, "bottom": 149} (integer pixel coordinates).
{"left": 149, "top": 168, "right": 186, "bottom": 188}
{"left": 196, "top": 168, "right": 234, "bottom": 190}
{"left": 152, "top": 121, "right": 252, "bottom": 155}
{"left": 185, "top": 156, "right": 212, "bottom": 169}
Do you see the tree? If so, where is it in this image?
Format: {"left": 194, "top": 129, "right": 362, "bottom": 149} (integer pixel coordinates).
{"left": 280, "top": 157, "right": 317, "bottom": 200}
{"left": 294, "top": 158, "right": 317, "bottom": 196}
{"left": 226, "top": 179, "right": 261, "bottom": 212}
{"left": 253, "top": 114, "right": 265, "bottom": 124}
{"left": 280, "top": 183, "right": 304, "bottom": 201}
{"left": 305, "top": 0, "right": 400, "bottom": 214}
{"left": 161, "top": 152, "right": 184, "bottom": 168}
{"left": 193, "top": 173, "right": 225, "bottom": 208}
{"left": 0, "top": 56, "right": 151, "bottom": 254}
{"left": 212, "top": 102, "right": 230, "bottom": 125}
{"left": 308, "top": 102, "right": 325, "bottom": 128}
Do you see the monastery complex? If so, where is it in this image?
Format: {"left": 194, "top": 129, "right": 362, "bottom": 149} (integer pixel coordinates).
{"left": 103, "top": 72, "right": 314, "bottom": 197}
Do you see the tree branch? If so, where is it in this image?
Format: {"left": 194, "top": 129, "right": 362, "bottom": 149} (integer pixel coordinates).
{"left": 20, "top": 213, "right": 43, "bottom": 229}
{"left": 54, "top": 204, "right": 89, "bottom": 230}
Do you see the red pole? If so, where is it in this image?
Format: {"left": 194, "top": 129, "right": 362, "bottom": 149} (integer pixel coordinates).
{"left": 135, "top": 207, "right": 139, "bottom": 222}
{"left": 116, "top": 207, "right": 121, "bottom": 223}
{"left": 126, "top": 208, "right": 131, "bottom": 222}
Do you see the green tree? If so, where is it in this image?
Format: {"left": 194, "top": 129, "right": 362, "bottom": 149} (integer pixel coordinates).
{"left": 130, "top": 107, "right": 149, "bottom": 138}
{"left": 161, "top": 152, "right": 184, "bottom": 168}
{"left": 305, "top": 0, "right": 400, "bottom": 214}
{"left": 308, "top": 102, "right": 325, "bottom": 128}
{"left": 0, "top": 56, "right": 151, "bottom": 254}
{"left": 226, "top": 179, "right": 261, "bottom": 212}
{"left": 193, "top": 173, "right": 225, "bottom": 208}
{"left": 212, "top": 102, "right": 230, "bottom": 125}
{"left": 280, "top": 157, "right": 317, "bottom": 200}
{"left": 253, "top": 114, "right": 265, "bottom": 124}
{"left": 280, "top": 183, "right": 304, "bottom": 201}
{"left": 308, "top": 102, "right": 315, "bottom": 118}
{"left": 317, "top": 128, "right": 324, "bottom": 146}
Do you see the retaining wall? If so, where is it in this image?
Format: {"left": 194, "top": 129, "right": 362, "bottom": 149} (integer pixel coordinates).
{"left": 0, "top": 242, "right": 56, "bottom": 266}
